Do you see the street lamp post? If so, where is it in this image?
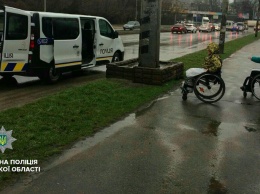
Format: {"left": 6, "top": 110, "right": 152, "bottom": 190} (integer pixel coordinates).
{"left": 255, "top": 0, "right": 260, "bottom": 37}
{"left": 196, "top": 3, "right": 201, "bottom": 26}
{"left": 136, "top": 0, "right": 138, "bottom": 20}
{"left": 219, "top": 0, "right": 228, "bottom": 54}
{"left": 44, "top": 0, "right": 46, "bottom": 12}
{"left": 196, "top": 5, "right": 198, "bottom": 24}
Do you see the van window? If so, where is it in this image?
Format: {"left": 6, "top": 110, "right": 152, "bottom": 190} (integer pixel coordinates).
{"left": 81, "top": 19, "right": 95, "bottom": 31}
{"left": 53, "top": 18, "right": 79, "bottom": 40}
{"left": 202, "top": 18, "right": 209, "bottom": 23}
{"left": 99, "top": 19, "right": 114, "bottom": 38}
{"left": 42, "top": 17, "right": 53, "bottom": 38}
{"left": 6, "top": 13, "right": 28, "bottom": 40}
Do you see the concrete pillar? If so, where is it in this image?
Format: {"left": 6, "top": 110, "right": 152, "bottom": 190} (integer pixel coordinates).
{"left": 138, "top": 0, "right": 161, "bottom": 68}
{"left": 218, "top": 0, "right": 228, "bottom": 54}
{"left": 254, "top": 0, "right": 260, "bottom": 37}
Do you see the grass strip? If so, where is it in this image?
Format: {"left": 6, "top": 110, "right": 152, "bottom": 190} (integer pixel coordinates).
{"left": 0, "top": 33, "right": 260, "bottom": 188}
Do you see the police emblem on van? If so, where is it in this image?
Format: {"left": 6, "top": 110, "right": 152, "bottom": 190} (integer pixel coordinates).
{"left": 37, "top": 38, "right": 54, "bottom": 45}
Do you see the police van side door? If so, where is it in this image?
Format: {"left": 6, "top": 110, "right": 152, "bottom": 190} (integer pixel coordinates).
{"left": 53, "top": 17, "right": 81, "bottom": 67}
{"left": 0, "top": 6, "right": 30, "bottom": 73}
{"left": 80, "top": 17, "right": 96, "bottom": 66}
{"left": 96, "top": 19, "right": 116, "bottom": 64}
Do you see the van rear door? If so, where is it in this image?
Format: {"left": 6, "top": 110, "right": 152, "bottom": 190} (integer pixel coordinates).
{"left": 0, "top": 6, "right": 31, "bottom": 73}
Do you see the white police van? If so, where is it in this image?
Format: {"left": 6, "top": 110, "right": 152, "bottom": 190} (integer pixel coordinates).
{"left": 0, "top": 6, "right": 124, "bottom": 82}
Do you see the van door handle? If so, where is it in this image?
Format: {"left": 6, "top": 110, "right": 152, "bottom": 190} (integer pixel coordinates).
{"left": 99, "top": 43, "right": 104, "bottom": 46}
{"left": 73, "top": 45, "right": 79, "bottom": 48}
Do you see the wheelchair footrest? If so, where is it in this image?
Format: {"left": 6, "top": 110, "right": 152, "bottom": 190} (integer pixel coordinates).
{"left": 240, "top": 86, "right": 252, "bottom": 92}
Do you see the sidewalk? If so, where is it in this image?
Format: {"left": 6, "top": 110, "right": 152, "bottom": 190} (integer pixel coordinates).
{"left": 3, "top": 40, "right": 260, "bottom": 194}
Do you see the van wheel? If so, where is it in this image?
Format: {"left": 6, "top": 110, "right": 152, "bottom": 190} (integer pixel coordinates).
{"left": 40, "top": 66, "right": 61, "bottom": 83}
{"left": 112, "top": 52, "right": 121, "bottom": 62}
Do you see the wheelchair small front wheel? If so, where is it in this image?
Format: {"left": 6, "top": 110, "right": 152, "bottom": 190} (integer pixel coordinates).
{"left": 251, "top": 74, "right": 260, "bottom": 100}
{"left": 194, "top": 73, "right": 225, "bottom": 103}
{"left": 182, "top": 93, "right": 187, "bottom": 101}
{"left": 243, "top": 91, "right": 247, "bottom": 98}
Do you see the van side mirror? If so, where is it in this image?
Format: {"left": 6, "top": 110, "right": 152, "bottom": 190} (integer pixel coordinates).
{"left": 113, "top": 31, "right": 119, "bottom": 39}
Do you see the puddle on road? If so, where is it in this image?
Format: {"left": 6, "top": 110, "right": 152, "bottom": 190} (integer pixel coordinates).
{"left": 198, "top": 119, "right": 260, "bottom": 139}
{"left": 201, "top": 120, "right": 221, "bottom": 136}
{"left": 207, "top": 177, "right": 228, "bottom": 194}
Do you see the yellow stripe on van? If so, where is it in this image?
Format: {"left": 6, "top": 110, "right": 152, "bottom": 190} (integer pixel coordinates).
{"left": 1, "top": 62, "right": 27, "bottom": 72}
{"left": 13, "top": 62, "right": 26, "bottom": 71}
{"left": 1, "top": 62, "right": 8, "bottom": 71}
{"left": 96, "top": 57, "right": 113, "bottom": 61}
{"left": 55, "top": 61, "right": 82, "bottom": 68}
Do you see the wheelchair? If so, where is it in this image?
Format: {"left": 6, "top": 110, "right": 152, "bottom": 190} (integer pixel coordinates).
{"left": 181, "top": 71, "right": 225, "bottom": 103}
{"left": 241, "top": 69, "right": 260, "bottom": 100}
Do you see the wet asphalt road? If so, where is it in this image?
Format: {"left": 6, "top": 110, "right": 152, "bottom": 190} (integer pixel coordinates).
{"left": 122, "top": 30, "right": 252, "bottom": 61}
{"left": 3, "top": 39, "right": 260, "bottom": 193}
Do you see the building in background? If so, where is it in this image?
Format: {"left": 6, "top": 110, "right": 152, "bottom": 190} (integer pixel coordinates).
{"left": 161, "top": 0, "right": 222, "bottom": 25}
{"left": 231, "top": 0, "right": 258, "bottom": 20}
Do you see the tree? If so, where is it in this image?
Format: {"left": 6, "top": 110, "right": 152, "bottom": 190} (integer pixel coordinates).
{"left": 162, "top": 0, "right": 185, "bottom": 24}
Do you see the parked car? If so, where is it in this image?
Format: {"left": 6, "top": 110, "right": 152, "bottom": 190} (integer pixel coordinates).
{"left": 254, "top": 24, "right": 260, "bottom": 31}
{"left": 198, "top": 24, "right": 211, "bottom": 32}
{"left": 226, "top": 20, "right": 235, "bottom": 31}
{"left": 244, "top": 23, "right": 248, "bottom": 30}
{"left": 209, "top": 23, "right": 215, "bottom": 31}
{"left": 171, "top": 23, "right": 187, "bottom": 34}
{"left": 213, "top": 23, "right": 220, "bottom": 31}
{"left": 123, "top": 21, "right": 140, "bottom": 30}
{"left": 185, "top": 23, "right": 197, "bottom": 33}
{"left": 237, "top": 22, "right": 245, "bottom": 31}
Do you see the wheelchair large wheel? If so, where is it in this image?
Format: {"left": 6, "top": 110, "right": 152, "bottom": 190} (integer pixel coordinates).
{"left": 251, "top": 74, "right": 260, "bottom": 100}
{"left": 194, "top": 73, "right": 225, "bottom": 103}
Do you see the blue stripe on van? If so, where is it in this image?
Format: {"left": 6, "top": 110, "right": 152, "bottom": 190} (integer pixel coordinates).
{"left": 22, "top": 63, "right": 28, "bottom": 71}
{"left": 4, "top": 63, "right": 16, "bottom": 71}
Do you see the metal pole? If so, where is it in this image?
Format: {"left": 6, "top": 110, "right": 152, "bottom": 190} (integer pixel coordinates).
{"left": 255, "top": 0, "right": 260, "bottom": 37}
{"left": 196, "top": 4, "right": 198, "bottom": 25}
{"left": 218, "top": 0, "right": 228, "bottom": 54}
{"left": 44, "top": 0, "right": 46, "bottom": 12}
{"left": 135, "top": 0, "right": 138, "bottom": 21}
